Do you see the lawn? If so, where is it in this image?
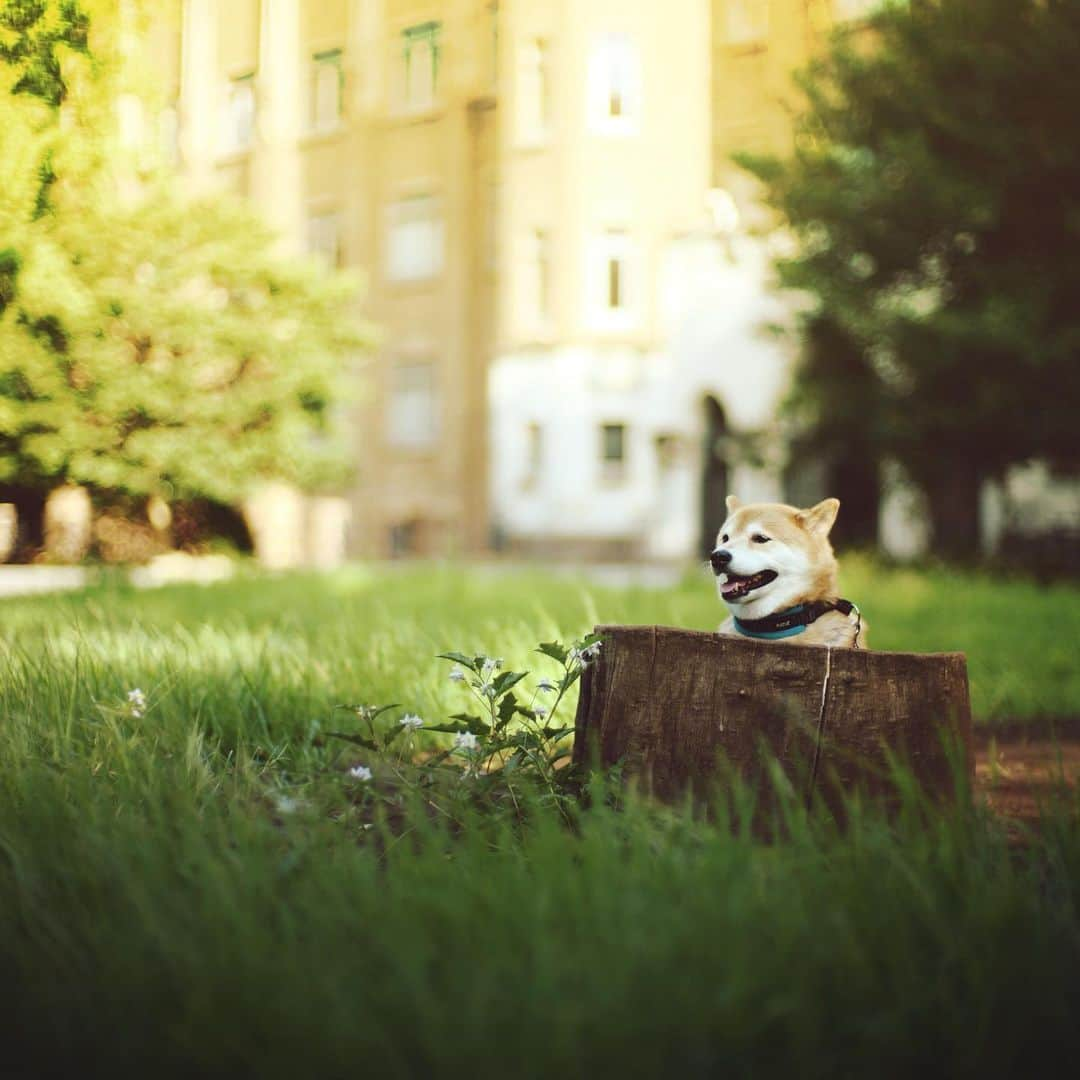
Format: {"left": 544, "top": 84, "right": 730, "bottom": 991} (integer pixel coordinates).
{"left": 1, "top": 562, "right": 1078, "bottom": 1075}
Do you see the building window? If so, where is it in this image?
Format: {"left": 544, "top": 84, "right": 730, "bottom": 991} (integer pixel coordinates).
{"left": 527, "top": 228, "right": 551, "bottom": 325}
{"left": 600, "top": 423, "right": 628, "bottom": 483}
{"left": 309, "top": 48, "right": 343, "bottom": 132}
{"left": 517, "top": 37, "right": 549, "bottom": 141}
{"left": 223, "top": 73, "right": 255, "bottom": 153}
{"left": 655, "top": 433, "right": 679, "bottom": 470}
{"left": 601, "top": 423, "right": 626, "bottom": 464}
{"left": 386, "top": 195, "right": 444, "bottom": 282}
{"left": 834, "top": 0, "right": 884, "bottom": 21}
{"left": 522, "top": 422, "right": 543, "bottom": 489}
{"left": 590, "top": 230, "right": 634, "bottom": 326}
{"left": 387, "top": 361, "right": 438, "bottom": 450}
{"left": 398, "top": 21, "right": 441, "bottom": 110}
{"left": 725, "top": 1, "right": 769, "bottom": 44}
{"left": 158, "top": 104, "right": 179, "bottom": 165}
{"left": 389, "top": 520, "right": 419, "bottom": 557}
{"left": 589, "top": 34, "right": 640, "bottom": 134}
{"left": 607, "top": 246, "right": 625, "bottom": 309}
{"left": 308, "top": 210, "right": 344, "bottom": 268}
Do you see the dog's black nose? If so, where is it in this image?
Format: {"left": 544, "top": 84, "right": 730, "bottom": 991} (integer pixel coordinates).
{"left": 710, "top": 549, "right": 732, "bottom": 574}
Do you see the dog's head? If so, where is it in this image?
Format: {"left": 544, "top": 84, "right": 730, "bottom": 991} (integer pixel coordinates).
{"left": 710, "top": 496, "right": 840, "bottom": 620}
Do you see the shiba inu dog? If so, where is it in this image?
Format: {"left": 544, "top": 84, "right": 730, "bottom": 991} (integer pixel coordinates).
{"left": 711, "top": 495, "right": 866, "bottom": 648}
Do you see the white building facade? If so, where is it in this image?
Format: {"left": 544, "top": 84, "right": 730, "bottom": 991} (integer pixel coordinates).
{"left": 490, "top": 0, "right": 798, "bottom": 562}
{"left": 490, "top": 225, "right": 798, "bottom": 561}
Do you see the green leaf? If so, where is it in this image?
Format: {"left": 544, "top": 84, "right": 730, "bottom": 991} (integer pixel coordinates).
{"left": 496, "top": 694, "right": 518, "bottom": 730}
{"left": 427, "top": 718, "right": 492, "bottom": 736}
{"left": 542, "top": 726, "right": 575, "bottom": 742}
{"left": 437, "top": 652, "right": 478, "bottom": 671}
{"left": 537, "top": 642, "right": 568, "bottom": 664}
{"left": 333, "top": 704, "right": 400, "bottom": 719}
{"left": 418, "top": 748, "right": 456, "bottom": 769}
{"left": 491, "top": 670, "right": 527, "bottom": 697}
{"left": 501, "top": 750, "right": 526, "bottom": 774}
{"left": 382, "top": 725, "right": 408, "bottom": 748}
{"left": 369, "top": 704, "right": 401, "bottom": 721}
{"left": 325, "top": 732, "right": 379, "bottom": 751}
{"left": 503, "top": 730, "right": 545, "bottom": 752}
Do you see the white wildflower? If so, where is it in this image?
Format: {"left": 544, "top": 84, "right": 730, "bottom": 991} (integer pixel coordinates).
{"left": 449, "top": 668, "right": 466, "bottom": 683}
{"left": 126, "top": 688, "right": 146, "bottom": 717}
{"left": 274, "top": 795, "right": 300, "bottom": 816}
{"left": 534, "top": 707, "right": 548, "bottom": 720}
{"left": 569, "top": 642, "right": 602, "bottom": 668}
{"left": 481, "top": 657, "right": 503, "bottom": 675}
{"left": 537, "top": 678, "right": 558, "bottom": 694}
{"left": 399, "top": 713, "right": 424, "bottom": 730}
{"left": 348, "top": 765, "right": 372, "bottom": 782}
{"left": 453, "top": 731, "right": 479, "bottom": 751}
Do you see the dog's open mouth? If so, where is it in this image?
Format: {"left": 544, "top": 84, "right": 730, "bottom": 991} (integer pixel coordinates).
{"left": 720, "top": 569, "right": 778, "bottom": 600}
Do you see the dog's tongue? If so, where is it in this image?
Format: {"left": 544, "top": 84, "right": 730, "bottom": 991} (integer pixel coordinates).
{"left": 720, "top": 578, "right": 745, "bottom": 598}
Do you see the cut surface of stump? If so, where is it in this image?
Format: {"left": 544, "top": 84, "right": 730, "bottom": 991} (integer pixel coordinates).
{"left": 572, "top": 625, "right": 973, "bottom": 815}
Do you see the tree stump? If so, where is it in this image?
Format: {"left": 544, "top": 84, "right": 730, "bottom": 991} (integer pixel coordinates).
{"left": 572, "top": 626, "right": 973, "bottom": 817}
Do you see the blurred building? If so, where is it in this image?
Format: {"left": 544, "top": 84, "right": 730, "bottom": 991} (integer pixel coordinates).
{"left": 150, "top": 0, "right": 498, "bottom": 560}
{"left": 145, "top": 1, "right": 889, "bottom": 563}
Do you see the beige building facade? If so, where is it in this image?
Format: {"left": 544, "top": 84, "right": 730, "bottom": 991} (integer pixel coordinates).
{"left": 147, "top": 1, "right": 879, "bottom": 561}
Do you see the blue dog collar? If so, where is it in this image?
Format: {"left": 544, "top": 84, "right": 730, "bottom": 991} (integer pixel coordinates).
{"left": 734, "top": 605, "right": 809, "bottom": 640}
{"left": 733, "top": 600, "right": 858, "bottom": 641}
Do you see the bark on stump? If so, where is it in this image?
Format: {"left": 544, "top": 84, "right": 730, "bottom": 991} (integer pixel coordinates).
{"left": 572, "top": 626, "right": 973, "bottom": 817}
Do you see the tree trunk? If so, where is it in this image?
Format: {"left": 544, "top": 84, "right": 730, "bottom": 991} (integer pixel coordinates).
{"left": 573, "top": 626, "right": 972, "bottom": 820}
{"left": 0, "top": 485, "right": 46, "bottom": 562}
{"left": 923, "top": 457, "right": 982, "bottom": 562}
{"left": 829, "top": 455, "right": 879, "bottom": 548}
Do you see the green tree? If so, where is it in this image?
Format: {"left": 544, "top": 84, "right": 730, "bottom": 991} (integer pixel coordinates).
{"left": 741, "top": 0, "right": 1080, "bottom": 558}
{"left": 0, "top": 0, "right": 368, "bottom": 551}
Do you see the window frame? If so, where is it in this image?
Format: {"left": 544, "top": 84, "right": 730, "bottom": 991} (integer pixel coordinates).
{"left": 309, "top": 47, "right": 344, "bottom": 134}
{"left": 588, "top": 229, "right": 637, "bottom": 330}
{"left": 599, "top": 422, "right": 629, "bottom": 485}
{"left": 397, "top": 21, "right": 442, "bottom": 113}
{"left": 385, "top": 193, "right": 445, "bottom": 283}
{"left": 522, "top": 421, "right": 543, "bottom": 490}
{"left": 516, "top": 36, "right": 550, "bottom": 144}
{"left": 588, "top": 34, "right": 641, "bottom": 137}
{"left": 307, "top": 209, "right": 345, "bottom": 269}
{"left": 724, "top": 0, "right": 769, "bottom": 46}
{"left": 386, "top": 360, "right": 440, "bottom": 452}
{"left": 222, "top": 72, "right": 256, "bottom": 155}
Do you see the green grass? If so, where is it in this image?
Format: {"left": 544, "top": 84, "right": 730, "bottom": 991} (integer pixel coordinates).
{"left": 1, "top": 562, "right": 1079, "bottom": 1074}
{"left": 2, "top": 556, "right": 1078, "bottom": 726}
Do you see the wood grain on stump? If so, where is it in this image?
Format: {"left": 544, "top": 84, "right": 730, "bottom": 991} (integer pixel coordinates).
{"left": 572, "top": 626, "right": 973, "bottom": 816}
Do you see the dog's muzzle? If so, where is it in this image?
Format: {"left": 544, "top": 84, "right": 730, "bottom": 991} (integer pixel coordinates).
{"left": 709, "top": 549, "right": 732, "bottom": 575}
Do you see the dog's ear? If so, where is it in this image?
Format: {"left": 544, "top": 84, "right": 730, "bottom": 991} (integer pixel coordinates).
{"left": 725, "top": 495, "right": 741, "bottom": 513}
{"left": 797, "top": 498, "right": 840, "bottom": 536}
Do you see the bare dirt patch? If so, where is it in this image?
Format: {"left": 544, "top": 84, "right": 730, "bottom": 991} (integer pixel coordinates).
{"left": 974, "top": 724, "right": 1080, "bottom": 826}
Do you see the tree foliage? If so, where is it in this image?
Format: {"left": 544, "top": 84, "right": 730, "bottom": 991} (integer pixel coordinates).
{"left": 0, "top": 0, "right": 368, "bottom": 505}
{"left": 740, "top": 0, "right": 1080, "bottom": 551}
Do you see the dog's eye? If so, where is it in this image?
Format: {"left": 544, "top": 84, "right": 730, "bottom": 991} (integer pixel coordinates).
{"left": 751, "top": 534, "right": 771, "bottom": 544}
{"left": 721, "top": 534, "right": 729, "bottom": 544}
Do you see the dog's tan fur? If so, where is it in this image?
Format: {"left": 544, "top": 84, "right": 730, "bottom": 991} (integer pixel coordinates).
{"left": 715, "top": 495, "right": 867, "bottom": 648}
